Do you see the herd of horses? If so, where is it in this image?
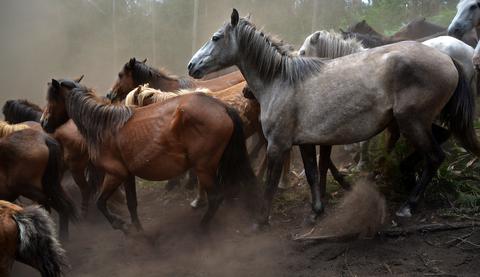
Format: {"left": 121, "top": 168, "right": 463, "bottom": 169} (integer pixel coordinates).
{"left": 2, "top": 2, "right": 480, "bottom": 276}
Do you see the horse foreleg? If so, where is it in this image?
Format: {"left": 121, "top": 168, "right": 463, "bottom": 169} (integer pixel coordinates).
{"left": 71, "top": 166, "right": 92, "bottom": 218}
{"left": 123, "top": 174, "right": 143, "bottom": 232}
{"left": 97, "top": 174, "right": 128, "bottom": 233}
{"left": 278, "top": 150, "right": 292, "bottom": 189}
{"left": 299, "top": 144, "right": 322, "bottom": 223}
{"left": 259, "top": 144, "right": 288, "bottom": 226}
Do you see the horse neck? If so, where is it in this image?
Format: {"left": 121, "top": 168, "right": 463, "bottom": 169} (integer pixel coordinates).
{"left": 146, "top": 72, "right": 188, "bottom": 91}
{"left": 64, "top": 91, "right": 133, "bottom": 159}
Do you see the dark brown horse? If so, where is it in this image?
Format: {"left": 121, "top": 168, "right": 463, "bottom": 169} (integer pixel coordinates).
{"left": 2, "top": 100, "right": 42, "bottom": 123}
{"left": 0, "top": 200, "right": 67, "bottom": 277}
{"left": 2, "top": 96, "right": 101, "bottom": 217}
{"left": 41, "top": 80, "right": 258, "bottom": 233}
{"left": 0, "top": 121, "right": 77, "bottom": 238}
{"left": 343, "top": 18, "right": 477, "bottom": 48}
{"left": 108, "top": 58, "right": 245, "bottom": 102}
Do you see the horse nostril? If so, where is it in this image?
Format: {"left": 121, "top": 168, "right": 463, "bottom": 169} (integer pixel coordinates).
{"left": 188, "top": 62, "right": 194, "bottom": 70}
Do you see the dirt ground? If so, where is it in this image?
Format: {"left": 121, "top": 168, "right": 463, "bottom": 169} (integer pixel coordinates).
{"left": 12, "top": 147, "right": 480, "bottom": 277}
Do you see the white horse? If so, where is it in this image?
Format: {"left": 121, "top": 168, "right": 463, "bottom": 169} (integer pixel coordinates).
{"left": 448, "top": 0, "right": 480, "bottom": 69}
{"left": 299, "top": 31, "right": 476, "bottom": 171}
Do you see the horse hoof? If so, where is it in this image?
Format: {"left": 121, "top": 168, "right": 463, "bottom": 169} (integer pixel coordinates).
{"left": 395, "top": 205, "right": 412, "bottom": 218}
{"left": 303, "top": 212, "right": 318, "bottom": 227}
{"left": 190, "top": 198, "right": 206, "bottom": 209}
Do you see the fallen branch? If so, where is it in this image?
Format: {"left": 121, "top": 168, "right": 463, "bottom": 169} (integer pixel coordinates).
{"left": 294, "top": 221, "right": 479, "bottom": 241}
{"left": 378, "top": 221, "right": 480, "bottom": 237}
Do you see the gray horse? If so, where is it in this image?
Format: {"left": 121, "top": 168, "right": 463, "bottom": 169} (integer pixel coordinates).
{"left": 448, "top": 0, "right": 480, "bottom": 69}
{"left": 188, "top": 9, "right": 480, "bottom": 226}
{"left": 299, "top": 31, "right": 477, "bottom": 171}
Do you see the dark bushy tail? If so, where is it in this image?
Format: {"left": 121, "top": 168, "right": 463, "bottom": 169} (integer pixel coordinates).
{"left": 440, "top": 58, "right": 480, "bottom": 157}
{"left": 217, "top": 107, "right": 260, "bottom": 210}
{"left": 13, "top": 205, "right": 68, "bottom": 277}
{"left": 43, "top": 136, "right": 79, "bottom": 222}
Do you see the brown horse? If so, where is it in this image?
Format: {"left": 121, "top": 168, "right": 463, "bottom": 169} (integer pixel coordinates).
{"left": 2, "top": 96, "right": 102, "bottom": 217}
{"left": 343, "top": 18, "right": 478, "bottom": 48}
{"left": 0, "top": 200, "right": 67, "bottom": 277}
{"left": 108, "top": 57, "right": 245, "bottom": 102}
{"left": 41, "top": 79, "right": 258, "bottom": 233}
{"left": 0, "top": 121, "right": 77, "bottom": 238}
{"left": 2, "top": 99, "right": 43, "bottom": 123}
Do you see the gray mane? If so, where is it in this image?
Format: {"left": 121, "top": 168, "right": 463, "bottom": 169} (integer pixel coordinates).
{"left": 311, "top": 30, "right": 365, "bottom": 58}
{"left": 236, "top": 19, "right": 324, "bottom": 84}
{"left": 66, "top": 87, "right": 133, "bottom": 159}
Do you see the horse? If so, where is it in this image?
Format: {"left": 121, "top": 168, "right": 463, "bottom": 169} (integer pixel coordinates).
{"left": 390, "top": 17, "right": 445, "bottom": 41}
{"left": 2, "top": 95, "right": 102, "bottom": 218}
{"left": 0, "top": 121, "right": 77, "bottom": 238}
{"left": 108, "top": 58, "right": 245, "bottom": 102}
{"left": 188, "top": 9, "right": 480, "bottom": 226}
{"left": 0, "top": 200, "right": 67, "bottom": 277}
{"left": 124, "top": 83, "right": 330, "bottom": 209}
{"left": 2, "top": 99, "right": 42, "bottom": 123}
{"left": 299, "top": 31, "right": 477, "bottom": 171}
{"left": 41, "top": 79, "right": 259, "bottom": 233}
{"left": 448, "top": 0, "right": 480, "bottom": 70}
{"left": 344, "top": 18, "right": 477, "bottom": 49}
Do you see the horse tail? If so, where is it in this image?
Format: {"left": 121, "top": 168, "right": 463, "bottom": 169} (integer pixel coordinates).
{"left": 86, "top": 161, "right": 104, "bottom": 198}
{"left": 217, "top": 106, "right": 260, "bottom": 210}
{"left": 43, "top": 136, "right": 79, "bottom": 222}
{"left": 440, "top": 58, "right": 480, "bottom": 157}
{"left": 13, "top": 205, "right": 68, "bottom": 277}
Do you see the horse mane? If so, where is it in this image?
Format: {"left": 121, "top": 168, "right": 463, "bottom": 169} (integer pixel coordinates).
{"left": 309, "top": 30, "right": 365, "bottom": 58}
{"left": 64, "top": 86, "right": 133, "bottom": 159}
{"left": 347, "top": 20, "right": 383, "bottom": 37}
{"left": 2, "top": 99, "right": 43, "bottom": 123}
{"left": 125, "top": 84, "right": 209, "bottom": 107}
{"left": 0, "top": 121, "right": 30, "bottom": 138}
{"left": 126, "top": 60, "right": 193, "bottom": 88}
{"left": 235, "top": 19, "right": 324, "bottom": 84}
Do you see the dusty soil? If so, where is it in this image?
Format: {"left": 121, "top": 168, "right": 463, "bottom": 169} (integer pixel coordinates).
{"left": 12, "top": 147, "right": 480, "bottom": 277}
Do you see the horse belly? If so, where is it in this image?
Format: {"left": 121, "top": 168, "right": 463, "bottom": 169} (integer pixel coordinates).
{"left": 130, "top": 153, "right": 189, "bottom": 181}
{"left": 294, "top": 76, "right": 393, "bottom": 145}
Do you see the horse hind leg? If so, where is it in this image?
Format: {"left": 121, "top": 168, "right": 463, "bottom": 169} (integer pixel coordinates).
{"left": 196, "top": 171, "right": 223, "bottom": 227}
{"left": 396, "top": 120, "right": 445, "bottom": 217}
{"left": 71, "top": 167, "right": 92, "bottom": 218}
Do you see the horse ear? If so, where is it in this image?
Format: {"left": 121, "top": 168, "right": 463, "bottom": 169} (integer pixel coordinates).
{"left": 142, "top": 58, "right": 147, "bottom": 63}
{"left": 74, "top": 75, "right": 84, "bottom": 83}
{"left": 361, "top": 19, "right": 366, "bottom": 24}
{"left": 244, "top": 13, "right": 251, "bottom": 21}
{"left": 52, "top": 79, "right": 60, "bottom": 89}
{"left": 231, "top": 8, "right": 239, "bottom": 27}
{"left": 310, "top": 32, "right": 320, "bottom": 44}
{"left": 129, "top": 58, "right": 136, "bottom": 67}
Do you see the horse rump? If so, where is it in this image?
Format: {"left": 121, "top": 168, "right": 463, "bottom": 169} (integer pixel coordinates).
{"left": 13, "top": 205, "right": 68, "bottom": 277}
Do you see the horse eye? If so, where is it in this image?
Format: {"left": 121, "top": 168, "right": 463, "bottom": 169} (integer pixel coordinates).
{"left": 118, "top": 73, "right": 123, "bottom": 79}
{"left": 299, "top": 50, "right": 306, "bottom": 56}
{"left": 212, "top": 36, "right": 220, "bottom": 42}
{"left": 471, "top": 4, "right": 478, "bottom": 10}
